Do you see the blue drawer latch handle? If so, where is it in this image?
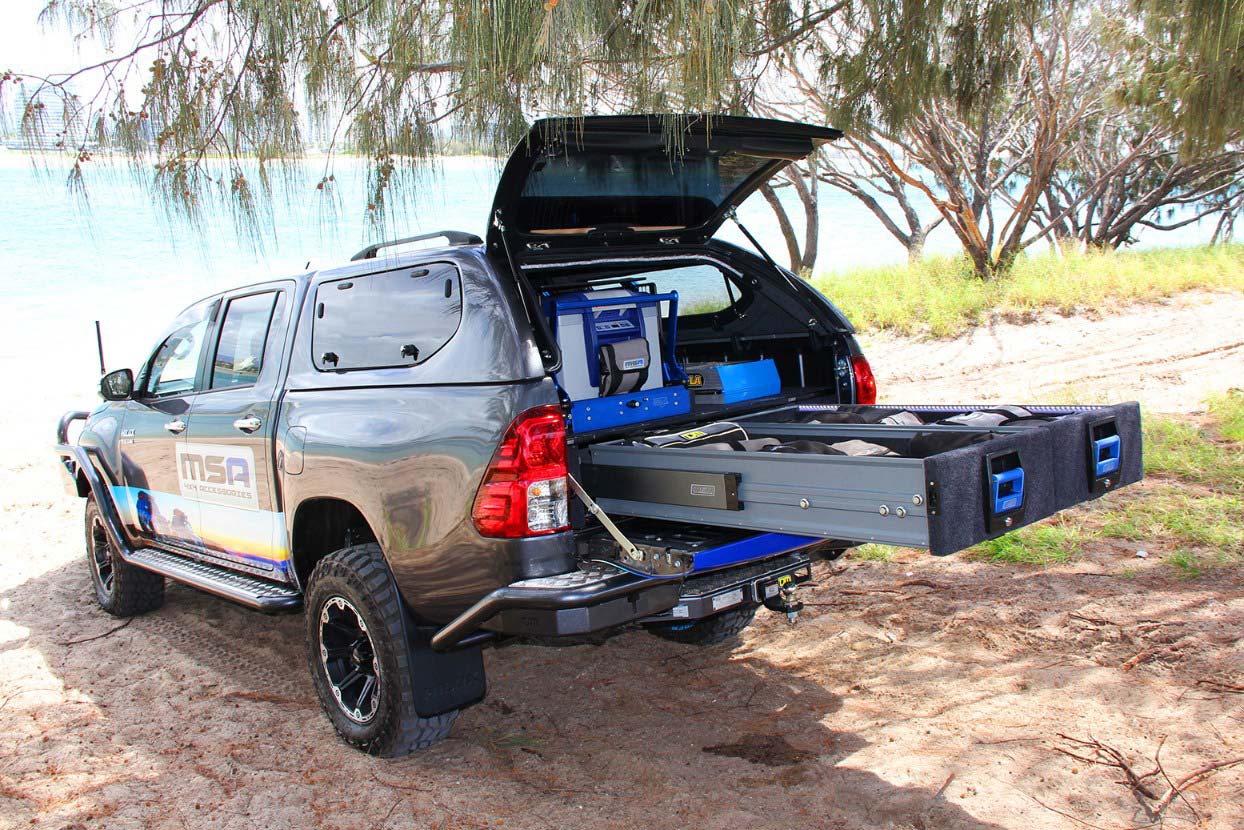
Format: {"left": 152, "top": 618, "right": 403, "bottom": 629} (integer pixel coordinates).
{"left": 990, "top": 468, "right": 1025, "bottom": 515}
{"left": 1093, "top": 434, "right": 1121, "bottom": 477}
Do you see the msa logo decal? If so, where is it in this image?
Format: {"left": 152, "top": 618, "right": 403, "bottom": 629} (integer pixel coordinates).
{"left": 595, "top": 320, "right": 637, "bottom": 332}
{"left": 621, "top": 357, "right": 647, "bottom": 370}
{"left": 176, "top": 443, "right": 259, "bottom": 510}
{"left": 690, "top": 483, "right": 717, "bottom": 497}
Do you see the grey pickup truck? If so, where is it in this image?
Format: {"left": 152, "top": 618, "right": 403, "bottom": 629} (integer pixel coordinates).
{"left": 55, "top": 114, "right": 1143, "bottom": 756}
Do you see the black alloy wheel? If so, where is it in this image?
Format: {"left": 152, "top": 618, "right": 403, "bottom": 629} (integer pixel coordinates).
{"left": 304, "top": 543, "right": 458, "bottom": 755}
{"left": 89, "top": 514, "right": 116, "bottom": 599}
{"left": 318, "top": 595, "right": 381, "bottom": 723}
{"left": 83, "top": 496, "right": 164, "bottom": 616}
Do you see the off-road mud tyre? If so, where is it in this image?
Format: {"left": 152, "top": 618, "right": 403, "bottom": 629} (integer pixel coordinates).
{"left": 646, "top": 603, "right": 759, "bottom": 645}
{"left": 85, "top": 496, "right": 165, "bottom": 616}
{"left": 304, "top": 543, "right": 457, "bottom": 756}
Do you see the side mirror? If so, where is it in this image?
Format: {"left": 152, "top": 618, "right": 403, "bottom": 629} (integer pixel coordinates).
{"left": 100, "top": 369, "right": 134, "bottom": 401}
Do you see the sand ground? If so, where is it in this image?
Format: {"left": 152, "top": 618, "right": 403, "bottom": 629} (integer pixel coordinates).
{"left": 1, "top": 291, "right": 1241, "bottom": 830}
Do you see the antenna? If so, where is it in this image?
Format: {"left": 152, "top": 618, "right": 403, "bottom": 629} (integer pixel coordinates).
{"left": 94, "top": 321, "right": 106, "bottom": 375}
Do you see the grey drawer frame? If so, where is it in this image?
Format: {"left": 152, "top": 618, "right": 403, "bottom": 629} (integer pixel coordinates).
{"left": 584, "top": 443, "right": 933, "bottom": 547}
{"left": 582, "top": 402, "right": 1144, "bottom": 556}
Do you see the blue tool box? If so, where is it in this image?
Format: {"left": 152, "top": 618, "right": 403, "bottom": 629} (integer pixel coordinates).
{"left": 685, "top": 358, "right": 781, "bottom": 404}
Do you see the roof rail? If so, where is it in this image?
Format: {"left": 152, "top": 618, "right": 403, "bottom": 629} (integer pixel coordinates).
{"left": 349, "top": 230, "right": 483, "bottom": 261}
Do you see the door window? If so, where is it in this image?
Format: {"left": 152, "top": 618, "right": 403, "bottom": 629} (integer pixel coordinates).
{"left": 211, "top": 291, "right": 281, "bottom": 389}
{"left": 145, "top": 318, "right": 210, "bottom": 397}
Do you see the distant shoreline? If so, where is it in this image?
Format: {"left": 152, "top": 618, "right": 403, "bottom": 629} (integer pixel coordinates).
{"left": 0, "top": 146, "right": 506, "bottom": 170}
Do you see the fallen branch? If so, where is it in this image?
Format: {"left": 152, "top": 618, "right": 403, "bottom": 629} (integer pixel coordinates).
{"left": 1054, "top": 734, "right": 1244, "bottom": 824}
{"left": 1120, "top": 648, "right": 1157, "bottom": 671}
{"left": 1020, "top": 789, "right": 1115, "bottom": 830}
{"left": 1069, "top": 612, "right": 1117, "bottom": 628}
{"left": 0, "top": 687, "right": 63, "bottom": 711}
{"left": 224, "top": 690, "right": 316, "bottom": 707}
{"left": 1150, "top": 756, "right": 1244, "bottom": 818}
{"left": 57, "top": 618, "right": 133, "bottom": 646}
{"left": 1055, "top": 734, "right": 1160, "bottom": 800}
{"left": 898, "top": 579, "right": 945, "bottom": 590}
{"left": 1195, "top": 678, "right": 1244, "bottom": 695}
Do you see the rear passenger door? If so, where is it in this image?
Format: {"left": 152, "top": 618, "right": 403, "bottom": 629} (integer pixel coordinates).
{"left": 183, "top": 282, "right": 295, "bottom": 580}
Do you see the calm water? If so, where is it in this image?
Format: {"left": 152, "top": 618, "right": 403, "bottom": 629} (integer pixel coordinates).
{"left": 0, "top": 151, "right": 1215, "bottom": 377}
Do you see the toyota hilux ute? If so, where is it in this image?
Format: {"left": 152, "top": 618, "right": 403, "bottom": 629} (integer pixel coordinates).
{"left": 54, "top": 114, "right": 1143, "bottom": 757}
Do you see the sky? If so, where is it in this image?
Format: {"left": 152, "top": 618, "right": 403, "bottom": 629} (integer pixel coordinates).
{"left": 3, "top": 0, "right": 107, "bottom": 77}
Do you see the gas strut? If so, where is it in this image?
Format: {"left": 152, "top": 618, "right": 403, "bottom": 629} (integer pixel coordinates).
{"left": 567, "top": 474, "right": 643, "bottom": 565}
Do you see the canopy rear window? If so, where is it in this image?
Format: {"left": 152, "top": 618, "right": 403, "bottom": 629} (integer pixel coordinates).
{"left": 489, "top": 115, "right": 841, "bottom": 249}
{"left": 520, "top": 150, "right": 769, "bottom": 234}
{"left": 312, "top": 263, "right": 462, "bottom": 371}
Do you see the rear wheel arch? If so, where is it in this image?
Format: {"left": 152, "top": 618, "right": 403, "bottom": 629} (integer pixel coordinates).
{"left": 291, "top": 497, "right": 379, "bottom": 587}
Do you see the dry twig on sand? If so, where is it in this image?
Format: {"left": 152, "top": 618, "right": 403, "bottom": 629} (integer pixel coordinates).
{"left": 1054, "top": 734, "right": 1244, "bottom": 825}
{"left": 57, "top": 617, "right": 133, "bottom": 646}
{"left": 1195, "top": 678, "right": 1244, "bottom": 695}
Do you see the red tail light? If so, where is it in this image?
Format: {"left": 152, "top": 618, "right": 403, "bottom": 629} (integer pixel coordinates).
{"left": 471, "top": 405, "right": 570, "bottom": 538}
{"left": 851, "top": 354, "right": 877, "bottom": 405}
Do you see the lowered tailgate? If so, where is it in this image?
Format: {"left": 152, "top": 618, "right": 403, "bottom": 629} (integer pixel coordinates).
{"left": 580, "top": 403, "right": 1142, "bottom": 557}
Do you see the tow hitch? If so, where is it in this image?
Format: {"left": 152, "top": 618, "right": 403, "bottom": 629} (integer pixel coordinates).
{"left": 760, "top": 573, "right": 804, "bottom": 624}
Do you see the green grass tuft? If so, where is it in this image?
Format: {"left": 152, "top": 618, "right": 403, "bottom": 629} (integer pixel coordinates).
{"left": 848, "top": 544, "right": 896, "bottom": 562}
{"left": 1098, "top": 492, "right": 1244, "bottom": 551}
{"left": 968, "top": 520, "right": 1084, "bottom": 566}
{"left": 812, "top": 244, "right": 1244, "bottom": 338}
{"left": 1207, "top": 390, "right": 1244, "bottom": 443}
{"left": 1165, "top": 551, "right": 1208, "bottom": 579}
{"left": 1142, "top": 401, "right": 1244, "bottom": 492}
{"left": 1084, "top": 395, "right": 1244, "bottom": 575}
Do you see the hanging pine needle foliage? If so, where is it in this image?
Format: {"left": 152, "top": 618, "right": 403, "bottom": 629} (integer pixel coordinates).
{"left": 6, "top": 0, "right": 1239, "bottom": 241}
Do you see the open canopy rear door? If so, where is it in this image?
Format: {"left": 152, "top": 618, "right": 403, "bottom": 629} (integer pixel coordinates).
{"left": 487, "top": 115, "right": 842, "bottom": 254}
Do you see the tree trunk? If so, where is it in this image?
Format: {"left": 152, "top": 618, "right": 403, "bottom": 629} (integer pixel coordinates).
{"left": 788, "top": 167, "right": 820, "bottom": 274}
{"left": 906, "top": 230, "right": 926, "bottom": 263}
{"left": 760, "top": 183, "right": 802, "bottom": 271}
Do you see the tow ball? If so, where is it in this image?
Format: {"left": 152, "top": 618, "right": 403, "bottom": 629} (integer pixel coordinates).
{"left": 762, "top": 575, "right": 804, "bottom": 625}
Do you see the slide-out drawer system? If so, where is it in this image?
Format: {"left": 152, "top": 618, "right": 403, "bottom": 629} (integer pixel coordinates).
{"left": 580, "top": 403, "right": 1142, "bottom": 557}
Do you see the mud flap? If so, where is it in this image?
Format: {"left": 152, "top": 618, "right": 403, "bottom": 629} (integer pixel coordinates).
{"left": 403, "top": 616, "right": 488, "bottom": 717}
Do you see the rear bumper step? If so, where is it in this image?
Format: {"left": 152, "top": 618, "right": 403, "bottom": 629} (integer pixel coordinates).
{"left": 431, "top": 567, "right": 683, "bottom": 650}
{"left": 641, "top": 551, "right": 813, "bottom": 624}
{"left": 431, "top": 551, "right": 819, "bottom": 651}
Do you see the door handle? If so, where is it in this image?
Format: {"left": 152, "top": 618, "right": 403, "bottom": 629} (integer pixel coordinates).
{"left": 233, "top": 416, "right": 263, "bottom": 434}
{"left": 163, "top": 418, "right": 187, "bottom": 434}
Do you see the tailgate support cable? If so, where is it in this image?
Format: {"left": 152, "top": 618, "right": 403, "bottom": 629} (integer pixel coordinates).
{"left": 567, "top": 474, "right": 643, "bottom": 565}
{"left": 727, "top": 208, "right": 783, "bottom": 273}
{"left": 726, "top": 208, "right": 830, "bottom": 332}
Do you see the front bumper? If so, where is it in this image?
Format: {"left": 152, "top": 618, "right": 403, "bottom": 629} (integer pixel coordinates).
{"left": 430, "top": 550, "right": 815, "bottom": 651}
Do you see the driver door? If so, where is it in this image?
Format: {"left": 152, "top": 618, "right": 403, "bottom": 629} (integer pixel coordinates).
{"left": 116, "top": 299, "right": 217, "bottom": 551}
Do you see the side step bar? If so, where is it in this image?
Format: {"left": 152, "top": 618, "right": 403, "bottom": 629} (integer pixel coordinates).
{"left": 127, "top": 548, "right": 301, "bottom": 612}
